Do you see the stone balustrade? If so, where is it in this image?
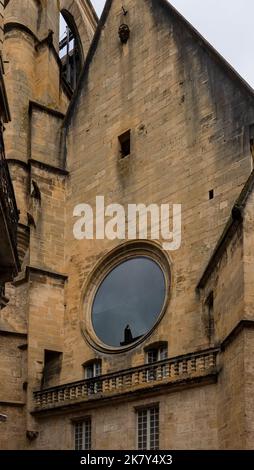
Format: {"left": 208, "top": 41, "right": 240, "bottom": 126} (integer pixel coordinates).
{"left": 33, "top": 348, "right": 219, "bottom": 410}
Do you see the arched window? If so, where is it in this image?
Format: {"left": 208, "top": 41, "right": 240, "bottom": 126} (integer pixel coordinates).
{"left": 59, "top": 10, "right": 83, "bottom": 90}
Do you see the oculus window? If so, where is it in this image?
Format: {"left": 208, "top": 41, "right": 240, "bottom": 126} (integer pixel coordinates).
{"left": 91, "top": 257, "right": 166, "bottom": 348}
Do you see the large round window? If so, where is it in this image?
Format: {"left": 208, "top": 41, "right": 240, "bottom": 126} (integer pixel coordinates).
{"left": 91, "top": 257, "right": 166, "bottom": 348}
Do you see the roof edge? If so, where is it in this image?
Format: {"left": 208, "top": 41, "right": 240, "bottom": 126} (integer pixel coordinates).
{"left": 64, "top": 0, "right": 254, "bottom": 129}
{"left": 86, "top": 0, "right": 99, "bottom": 25}
{"left": 197, "top": 169, "right": 254, "bottom": 290}
{"left": 64, "top": 0, "right": 113, "bottom": 128}
{"left": 159, "top": 0, "right": 254, "bottom": 100}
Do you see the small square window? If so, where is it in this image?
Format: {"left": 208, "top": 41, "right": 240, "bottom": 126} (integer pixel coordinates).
{"left": 119, "top": 130, "right": 131, "bottom": 158}
{"left": 209, "top": 190, "right": 214, "bottom": 200}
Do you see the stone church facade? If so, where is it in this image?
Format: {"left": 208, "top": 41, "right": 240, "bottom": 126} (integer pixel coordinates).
{"left": 1, "top": 0, "right": 254, "bottom": 450}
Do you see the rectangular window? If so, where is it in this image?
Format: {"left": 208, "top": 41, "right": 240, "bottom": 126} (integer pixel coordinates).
{"left": 159, "top": 346, "right": 168, "bottom": 361}
{"left": 209, "top": 189, "right": 214, "bottom": 200}
{"left": 205, "top": 291, "right": 215, "bottom": 341}
{"left": 147, "top": 349, "right": 158, "bottom": 364}
{"left": 119, "top": 130, "right": 131, "bottom": 158}
{"left": 85, "top": 362, "right": 101, "bottom": 379}
{"left": 146, "top": 346, "right": 168, "bottom": 381}
{"left": 147, "top": 350, "right": 157, "bottom": 381}
{"left": 159, "top": 346, "right": 168, "bottom": 378}
{"left": 74, "top": 419, "right": 91, "bottom": 450}
{"left": 147, "top": 346, "right": 168, "bottom": 364}
{"left": 137, "top": 406, "right": 159, "bottom": 450}
{"left": 43, "top": 350, "right": 63, "bottom": 388}
{"left": 84, "top": 361, "right": 102, "bottom": 395}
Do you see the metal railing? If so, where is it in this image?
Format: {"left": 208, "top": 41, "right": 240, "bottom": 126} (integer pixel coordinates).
{"left": 0, "top": 282, "right": 5, "bottom": 299}
{"left": 0, "top": 125, "right": 19, "bottom": 246}
{"left": 34, "top": 348, "right": 219, "bottom": 410}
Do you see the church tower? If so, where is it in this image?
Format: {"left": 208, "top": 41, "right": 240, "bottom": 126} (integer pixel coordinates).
{"left": 3, "top": 0, "right": 97, "bottom": 258}
{"left": 0, "top": 0, "right": 97, "bottom": 449}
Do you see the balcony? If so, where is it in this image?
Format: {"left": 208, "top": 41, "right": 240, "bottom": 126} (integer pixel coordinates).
{"left": 0, "top": 125, "right": 20, "bottom": 288}
{"left": 33, "top": 348, "right": 219, "bottom": 412}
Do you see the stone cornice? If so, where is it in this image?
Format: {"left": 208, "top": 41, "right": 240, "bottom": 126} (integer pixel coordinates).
{"left": 0, "top": 329, "right": 27, "bottom": 338}
{"left": 0, "top": 400, "right": 25, "bottom": 407}
{"left": 75, "top": 0, "right": 98, "bottom": 33}
{"left": 29, "top": 100, "right": 65, "bottom": 120}
{"left": 197, "top": 170, "right": 254, "bottom": 290}
{"left": 29, "top": 159, "right": 69, "bottom": 176}
{"left": 27, "top": 266, "right": 68, "bottom": 282}
{"left": 7, "top": 158, "right": 69, "bottom": 176}
{"left": 221, "top": 319, "right": 254, "bottom": 351}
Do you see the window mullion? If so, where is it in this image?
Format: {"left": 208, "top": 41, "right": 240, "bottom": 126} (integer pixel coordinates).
{"left": 147, "top": 409, "right": 151, "bottom": 451}
{"left": 82, "top": 422, "right": 86, "bottom": 450}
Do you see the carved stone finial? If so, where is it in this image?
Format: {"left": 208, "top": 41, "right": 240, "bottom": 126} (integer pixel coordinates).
{"left": 31, "top": 180, "right": 41, "bottom": 202}
{"left": 0, "top": 414, "right": 7, "bottom": 422}
{"left": 26, "top": 430, "right": 39, "bottom": 441}
{"left": 118, "top": 24, "right": 130, "bottom": 44}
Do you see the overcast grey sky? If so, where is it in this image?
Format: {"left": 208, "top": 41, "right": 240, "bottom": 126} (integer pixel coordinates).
{"left": 91, "top": 0, "right": 254, "bottom": 89}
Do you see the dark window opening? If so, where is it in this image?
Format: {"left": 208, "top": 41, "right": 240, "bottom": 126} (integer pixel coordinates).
{"left": 205, "top": 292, "right": 215, "bottom": 342}
{"left": 209, "top": 189, "right": 214, "bottom": 200}
{"left": 249, "top": 124, "right": 254, "bottom": 161}
{"left": 42, "top": 350, "right": 62, "bottom": 389}
{"left": 59, "top": 11, "right": 83, "bottom": 91}
{"left": 250, "top": 124, "right": 254, "bottom": 162}
{"left": 119, "top": 130, "right": 131, "bottom": 158}
{"left": 250, "top": 138, "right": 254, "bottom": 161}
{"left": 74, "top": 419, "right": 91, "bottom": 450}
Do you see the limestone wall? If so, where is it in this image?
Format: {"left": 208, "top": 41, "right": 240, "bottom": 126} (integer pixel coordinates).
{"left": 32, "top": 385, "right": 218, "bottom": 450}
{"left": 63, "top": 0, "right": 253, "bottom": 380}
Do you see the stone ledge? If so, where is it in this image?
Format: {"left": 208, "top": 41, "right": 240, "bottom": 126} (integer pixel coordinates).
{"left": 27, "top": 266, "right": 68, "bottom": 282}
{"left": 0, "top": 400, "right": 25, "bottom": 407}
{"left": 29, "top": 100, "right": 65, "bottom": 120}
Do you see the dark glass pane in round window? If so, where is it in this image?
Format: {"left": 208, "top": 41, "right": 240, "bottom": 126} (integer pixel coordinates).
{"left": 92, "top": 257, "right": 166, "bottom": 348}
